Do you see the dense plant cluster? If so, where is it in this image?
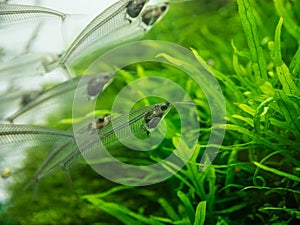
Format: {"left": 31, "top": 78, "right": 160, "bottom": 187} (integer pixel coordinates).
{"left": 0, "top": 0, "right": 299, "bottom": 224}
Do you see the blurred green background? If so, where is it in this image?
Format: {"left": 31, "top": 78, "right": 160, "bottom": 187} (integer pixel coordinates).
{"left": 1, "top": 0, "right": 300, "bottom": 224}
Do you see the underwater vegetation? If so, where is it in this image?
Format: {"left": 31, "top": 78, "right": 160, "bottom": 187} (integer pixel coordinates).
{"left": 0, "top": 0, "right": 300, "bottom": 224}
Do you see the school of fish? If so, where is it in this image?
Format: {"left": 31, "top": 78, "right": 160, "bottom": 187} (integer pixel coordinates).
{"left": 0, "top": 0, "right": 175, "bottom": 199}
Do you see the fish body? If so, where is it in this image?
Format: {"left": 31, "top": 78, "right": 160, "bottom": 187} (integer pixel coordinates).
{"left": 0, "top": 52, "right": 60, "bottom": 81}
{"left": 60, "top": 2, "right": 169, "bottom": 65}
{"left": 59, "top": 0, "right": 149, "bottom": 66}
{"left": 6, "top": 73, "right": 112, "bottom": 123}
{"left": 141, "top": 2, "right": 169, "bottom": 27}
{"left": 0, "top": 89, "right": 41, "bottom": 120}
{"left": 30, "top": 102, "right": 171, "bottom": 185}
{"left": 0, "top": 3, "right": 67, "bottom": 26}
{"left": 64, "top": 102, "right": 171, "bottom": 167}
{"left": 1, "top": 1, "right": 169, "bottom": 78}
{"left": 24, "top": 114, "right": 112, "bottom": 194}
{"left": 0, "top": 123, "right": 74, "bottom": 146}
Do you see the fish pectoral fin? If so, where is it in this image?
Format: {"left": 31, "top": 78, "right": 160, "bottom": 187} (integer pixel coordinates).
{"left": 22, "top": 177, "right": 40, "bottom": 202}
{"left": 137, "top": 125, "right": 151, "bottom": 139}
{"left": 61, "top": 164, "right": 73, "bottom": 188}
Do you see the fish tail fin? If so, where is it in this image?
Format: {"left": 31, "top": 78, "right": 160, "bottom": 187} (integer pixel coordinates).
{"left": 6, "top": 116, "right": 14, "bottom": 124}
{"left": 31, "top": 180, "right": 40, "bottom": 202}
{"left": 23, "top": 177, "right": 40, "bottom": 202}
{"left": 59, "top": 61, "right": 75, "bottom": 78}
{"left": 61, "top": 14, "right": 87, "bottom": 48}
{"left": 62, "top": 165, "right": 73, "bottom": 188}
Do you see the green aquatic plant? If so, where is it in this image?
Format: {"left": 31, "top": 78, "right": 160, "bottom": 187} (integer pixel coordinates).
{"left": 1, "top": 0, "right": 300, "bottom": 224}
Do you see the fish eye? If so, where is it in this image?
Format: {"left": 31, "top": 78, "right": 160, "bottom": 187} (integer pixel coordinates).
{"left": 103, "top": 74, "right": 110, "bottom": 79}
{"left": 97, "top": 117, "right": 105, "bottom": 123}
{"left": 160, "top": 104, "right": 169, "bottom": 111}
{"left": 160, "top": 5, "right": 167, "bottom": 12}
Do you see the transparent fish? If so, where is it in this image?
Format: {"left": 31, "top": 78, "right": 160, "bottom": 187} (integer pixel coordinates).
{"left": 0, "top": 47, "right": 4, "bottom": 60}
{"left": 27, "top": 102, "right": 171, "bottom": 192}
{"left": 0, "top": 52, "right": 60, "bottom": 81}
{"left": 19, "top": 90, "right": 42, "bottom": 107}
{"left": 0, "top": 3, "right": 67, "bottom": 26}
{"left": 24, "top": 113, "right": 111, "bottom": 197}
{"left": 0, "top": 1, "right": 169, "bottom": 78}
{"left": 0, "top": 123, "right": 74, "bottom": 146}
{"left": 127, "top": 0, "right": 149, "bottom": 17}
{"left": 96, "top": 102, "right": 171, "bottom": 147}
{"left": 59, "top": 0, "right": 149, "bottom": 66}
{"left": 63, "top": 102, "right": 171, "bottom": 171}
{"left": 6, "top": 73, "right": 113, "bottom": 123}
{"left": 19, "top": 0, "right": 168, "bottom": 77}
{"left": 0, "top": 89, "right": 41, "bottom": 120}
{"left": 141, "top": 2, "right": 169, "bottom": 27}
{"left": 61, "top": 2, "right": 169, "bottom": 67}
{"left": 0, "top": 122, "right": 75, "bottom": 200}
{"left": 24, "top": 115, "right": 112, "bottom": 189}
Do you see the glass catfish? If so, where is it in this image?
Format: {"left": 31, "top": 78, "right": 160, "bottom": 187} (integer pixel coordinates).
{"left": 0, "top": 2, "right": 68, "bottom": 26}
{"left": 44, "top": 0, "right": 169, "bottom": 76}
{"left": 0, "top": 1, "right": 171, "bottom": 79}
{"left": 23, "top": 102, "right": 171, "bottom": 196}
{"left": 58, "top": 0, "right": 150, "bottom": 69}
{"left": 6, "top": 73, "right": 113, "bottom": 123}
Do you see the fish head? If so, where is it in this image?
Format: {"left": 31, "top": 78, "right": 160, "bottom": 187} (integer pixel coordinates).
{"left": 141, "top": 2, "right": 169, "bottom": 26}
{"left": 126, "top": 0, "right": 149, "bottom": 18}
{"left": 87, "top": 114, "right": 111, "bottom": 133}
{"left": 86, "top": 73, "right": 112, "bottom": 101}
{"left": 144, "top": 102, "right": 171, "bottom": 130}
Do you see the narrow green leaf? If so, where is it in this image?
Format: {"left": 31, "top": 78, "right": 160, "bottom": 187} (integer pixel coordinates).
{"left": 270, "top": 16, "right": 300, "bottom": 102}
{"left": 82, "top": 186, "right": 133, "bottom": 199}
{"left": 173, "top": 221, "right": 191, "bottom": 225}
{"left": 273, "top": 17, "right": 284, "bottom": 65}
{"left": 177, "top": 191, "right": 195, "bottom": 224}
{"left": 206, "top": 166, "right": 216, "bottom": 216}
{"left": 259, "top": 207, "right": 300, "bottom": 217}
{"left": 194, "top": 201, "right": 206, "bottom": 225}
{"left": 237, "top": 0, "right": 268, "bottom": 79}
{"left": 158, "top": 198, "right": 180, "bottom": 221}
{"left": 231, "top": 39, "right": 251, "bottom": 58}
{"left": 150, "top": 216, "right": 173, "bottom": 223}
{"left": 156, "top": 53, "right": 189, "bottom": 67}
{"left": 232, "top": 114, "right": 254, "bottom": 127}
{"left": 273, "top": 17, "right": 299, "bottom": 95}
{"left": 215, "top": 202, "right": 248, "bottom": 214}
{"left": 237, "top": 103, "right": 256, "bottom": 116}
{"left": 216, "top": 217, "right": 230, "bottom": 225}
{"left": 259, "top": 81, "right": 275, "bottom": 97}
{"left": 231, "top": 40, "right": 249, "bottom": 79}
{"left": 212, "top": 69, "right": 244, "bottom": 102}
{"left": 225, "top": 150, "right": 238, "bottom": 194}
{"left": 96, "top": 200, "right": 164, "bottom": 225}
{"left": 190, "top": 48, "right": 212, "bottom": 72}
{"left": 274, "top": 0, "right": 300, "bottom": 40}
{"left": 276, "top": 92, "right": 300, "bottom": 136}
{"left": 276, "top": 64, "right": 299, "bottom": 95}
{"left": 232, "top": 53, "right": 244, "bottom": 77}
{"left": 215, "top": 124, "right": 253, "bottom": 137}
{"left": 289, "top": 45, "right": 300, "bottom": 76}
{"left": 253, "top": 161, "right": 300, "bottom": 182}
{"left": 269, "top": 118, "right": 290, "bottom": 130}
{"left": 58, "top": 110, "right": 111, "bottom": 125}
{"left": 84, "top": 198, "right": 142, "bottom": 225}
{"left": 242, "top": 186, "right": 300, "bottom": 195}
{"left": 253, "top": 97, "right": 273, "bottom": 132}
